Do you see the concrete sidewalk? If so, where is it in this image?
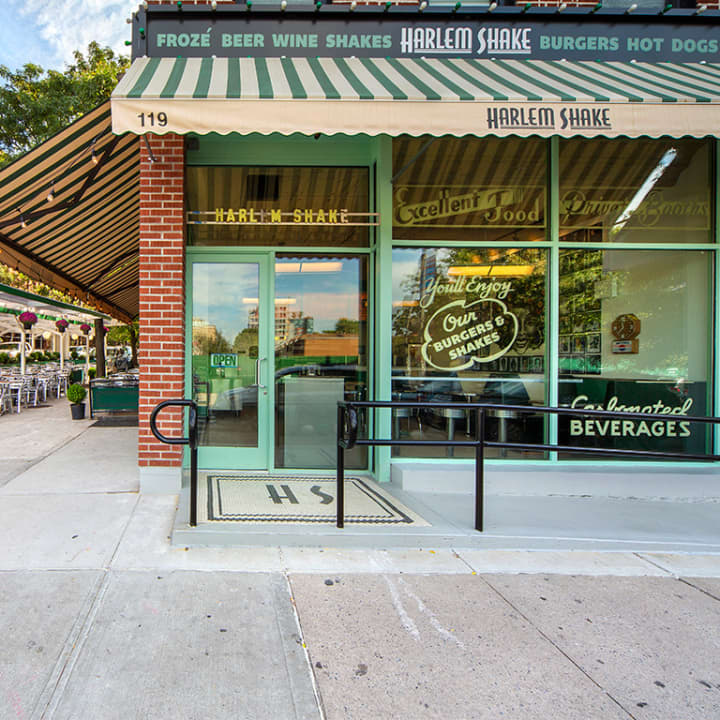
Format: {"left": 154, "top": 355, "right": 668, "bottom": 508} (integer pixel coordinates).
{"left": 1, "top": 400, "right": 719, "bottom": 719}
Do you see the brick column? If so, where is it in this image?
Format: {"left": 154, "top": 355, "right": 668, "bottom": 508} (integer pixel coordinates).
{"left": 138, "top": 134, "right": 186, "bottom": 486}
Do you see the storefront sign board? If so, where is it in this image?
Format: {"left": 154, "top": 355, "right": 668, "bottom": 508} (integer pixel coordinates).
{"left": 137, "top": 11, "right": 720, "bottom": 63}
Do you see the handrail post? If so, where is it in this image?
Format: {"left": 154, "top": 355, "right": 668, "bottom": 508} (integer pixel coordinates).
{"left": 149, "top": 399, "right": 198, "bottom": 528}
{"left": 188, "top": 405, "right": 197, "bottom": 527}
{"left": 190, "top": 445, "right": 198, "bottom": 527}
{"left": 475, "top": 408, "right": 485, "bottom": 532}
{"left": 188, "top": 404, "right": 198, "bottom": 528}
{"left": 336, "top": 404, "right": 345, "bottom": 528}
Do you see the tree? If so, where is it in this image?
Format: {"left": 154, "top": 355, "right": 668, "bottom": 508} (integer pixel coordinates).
{"left": 0, "top": 42, "right": 129, "bottom": 166}
{"left": 334, "top": 318, "right": 359, "bottom": 336}
{"left": 233, "top": 328, "right": 258, "bottom": 356}
{"left": 107, "top": 322, "right": 139, "bottom": 368}
{"left": 195, "top": 332, "right": 231, "bottom": 356}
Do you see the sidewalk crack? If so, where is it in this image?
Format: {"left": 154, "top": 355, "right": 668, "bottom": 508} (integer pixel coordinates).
{"left": 29, "top": 570, "right": 112, "bottom": 720}
{"left": 481, "top": 575, "right": 637, "bottom": 720}
{"left": 678, "top": 577, "right": 720, "bottom": 602}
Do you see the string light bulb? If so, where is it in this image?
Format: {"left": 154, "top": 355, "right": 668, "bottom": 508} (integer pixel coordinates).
{"left": 488, "top": 1, "right": 497, "bottom": 10}
{"left": 626, "top": 3, "right": 637, "bottom": 10}
{"left": 695, "top": 3, "right": 707, "bottom": 12}
{"left": 280, "top": 0, "right": 287, "bottom": 9}
{"left": 419, "top": 1, "right": 427, "bottom": 9}
{"left": 47, "top": 184, "right": 55, "bottom": 203}
{"left": 349, "top": 1, "right": 357, "bottom": 9}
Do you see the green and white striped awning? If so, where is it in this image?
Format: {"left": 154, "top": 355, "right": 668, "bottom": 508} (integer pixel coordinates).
{"left": 112, "top": 57, "right": 720, "bottom": 139}
{"left": 0, "top": 102, "right": 138, "bottom": 322}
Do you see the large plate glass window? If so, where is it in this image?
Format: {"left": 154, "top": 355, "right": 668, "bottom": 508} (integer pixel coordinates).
{"left": 559, "top": 138, "right": 711, "bottom": 244}
{"left": 391, "top": 135, "right": 548, "bottom": 459}
{"left": 392, "top": 135, "right": 546, "bottom": 243}
{"left": 186, "top": 166, "right": 370, "bottom": 247}
{"left": 391, "top": 247, "right": 546, "bottom": 459}
{"left": 558, "top": 249, "right": 712, "bottom": 458}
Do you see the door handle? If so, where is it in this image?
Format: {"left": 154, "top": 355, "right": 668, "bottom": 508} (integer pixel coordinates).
{"left": 255, "top": 357, "right": 267, "bottom": 390}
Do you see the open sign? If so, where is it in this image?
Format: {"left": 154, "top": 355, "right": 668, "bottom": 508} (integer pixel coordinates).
{"left": 210, "top": 353, "right": 238, "bottom": 368}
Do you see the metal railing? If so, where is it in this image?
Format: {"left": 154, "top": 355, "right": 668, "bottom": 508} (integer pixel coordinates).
{"left": 336, "top": 400, "right": 720, "bottom": 532}
{"left": 150, "top": 399, "right": 199, "bottom": 526}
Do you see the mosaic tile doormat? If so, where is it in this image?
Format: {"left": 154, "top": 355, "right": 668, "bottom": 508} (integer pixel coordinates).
{"left": 199, "top": 474, "right": 429, "bottom": 526}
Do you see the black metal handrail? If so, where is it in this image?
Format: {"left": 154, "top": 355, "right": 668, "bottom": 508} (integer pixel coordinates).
{"left": 149, "top": 399, "right": 199, "bottom": 527}
{"left": 336, "top": 400, "right": 720, "bottom": 532}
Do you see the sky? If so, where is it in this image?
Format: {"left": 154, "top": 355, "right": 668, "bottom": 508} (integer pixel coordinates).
{"left": 0, "top": 0, "right": 137, "bottom": 72}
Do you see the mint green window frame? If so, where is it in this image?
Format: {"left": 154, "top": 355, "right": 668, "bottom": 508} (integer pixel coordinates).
{"left": 386, "top": 136, "right": 720, "bottom": 470}
{"left": 180, "top": 133, "right": 719, "bottom": 478}
{"left": 184, "top": 133, "right": 378, "bottom": 475}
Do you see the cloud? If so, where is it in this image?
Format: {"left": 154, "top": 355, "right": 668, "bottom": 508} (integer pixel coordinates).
{"left": 18, "top": 0, "right": 136, "bottom": 68}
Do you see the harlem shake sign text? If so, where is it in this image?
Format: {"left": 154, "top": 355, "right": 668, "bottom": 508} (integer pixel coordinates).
{"left": 486, "top": 106, "right": 612, "bottom": 133}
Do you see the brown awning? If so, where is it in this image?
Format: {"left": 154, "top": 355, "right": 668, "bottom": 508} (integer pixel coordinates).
{"left": 0, "top": 101, "right": 138, "bottom": 322}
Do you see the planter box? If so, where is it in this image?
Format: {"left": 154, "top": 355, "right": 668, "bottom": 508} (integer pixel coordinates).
{"left": 89, "top": 382, "right": 139, "bottom": 418}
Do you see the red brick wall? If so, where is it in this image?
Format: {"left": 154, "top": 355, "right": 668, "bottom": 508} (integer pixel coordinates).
{"left": 138, "top": 134, "right": 186, "bottom": 469}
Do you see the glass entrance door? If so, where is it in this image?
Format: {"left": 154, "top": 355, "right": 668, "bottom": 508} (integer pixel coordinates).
{"left": 190, "top": 255, "right": 271, "bottom": 469}
{"left": 273, "top": 254, "right": 369, "bottom": 470}
{"left": 189, "top": 252, "right": 369, "bottom": 471}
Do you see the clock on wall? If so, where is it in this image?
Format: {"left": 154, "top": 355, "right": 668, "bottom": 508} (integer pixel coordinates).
{"left": 611, "top": 313, "right": 641, "bottom": 341}
{"left": 611, "top": 313, "right": 641, "bottom": 353}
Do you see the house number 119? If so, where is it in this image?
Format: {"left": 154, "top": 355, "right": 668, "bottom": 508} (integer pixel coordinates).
{"left": 137, "top": 112, "right": 168, "bottom": 128}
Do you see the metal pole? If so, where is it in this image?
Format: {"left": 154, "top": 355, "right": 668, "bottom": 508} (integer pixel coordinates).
{"left": 336, "top": 405, "right": 345, "bottom": 529}
{"left": 189, "top": 404, "right": 198, "bottom": 527}
{"left": 190, "top": 445, "right": 198, "bottom": 527}
{"left": 20, "top": 328, "right": 26, "bottom": 375}
{"left": 94, "top": 318, "right": 106, "bottom": 378}
{"left": 475, "top": 409, "right": 485, "bottom": 532}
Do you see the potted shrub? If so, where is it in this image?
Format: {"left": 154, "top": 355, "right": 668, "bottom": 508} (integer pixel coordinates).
{"left": 67, "top": 383, "right": 87, "bottom": 420}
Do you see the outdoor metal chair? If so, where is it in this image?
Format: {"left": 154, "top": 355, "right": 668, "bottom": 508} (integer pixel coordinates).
{"left": 7, "top": 380, "right": 25, "bottom": 413}
{"left": 57, "top": 372, "right": 69, "bottom": 397}
{"left": 0, "top": 383, "right": 12, "bottom": 415}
